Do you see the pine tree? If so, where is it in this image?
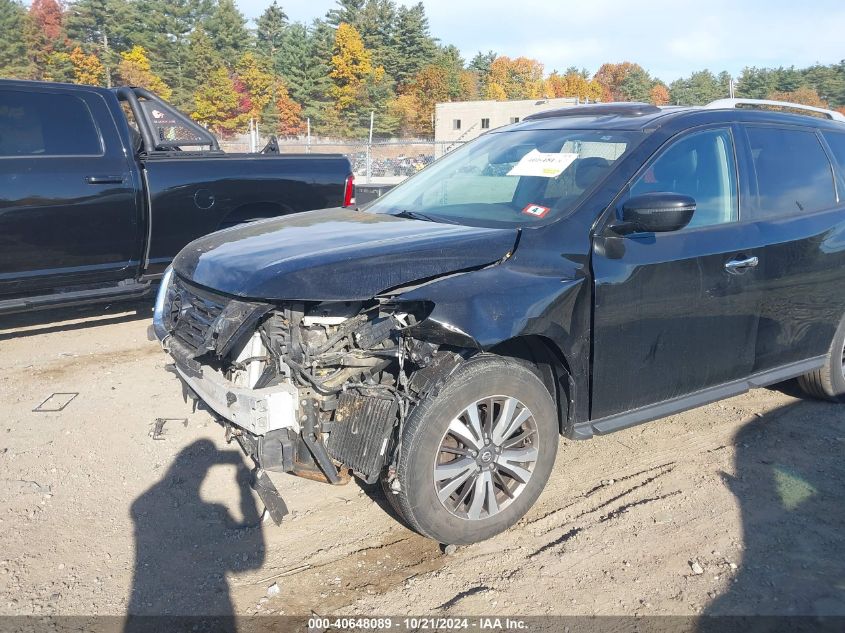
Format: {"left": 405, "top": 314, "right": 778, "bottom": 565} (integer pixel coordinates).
{"left": 325, "top": 0, "right": 365, "bottom": 28}
{"left": 65, "top": 0, "right": 134, "bottom": 86}
{"left": 356, "top": 0, "right": 395, "bottom": 72}
{"left": 185, "top": 26, "right": 222, "bottom": 90}
{"left": 388, "top": 2, "right": 435, "bottom": 88}
{"left": 277, "top": 19, "right": 333, "bottom": 130}
{"left": 467, "top": 50, "right": 496, "bottom": 96}
{"left": 434, "top": 45, "right": 465, "bottom": 100}
{"left": 736, "top": 67, "right": 779, "bottom": 100}
{"left": 0, "top": 0, "right": 33, "bottom": 79}
{"left": 129, "top": 0, "right": 214, "bottom": 105}
{"left": 256, "top": 1, "right": 287, "bottom": 57}
{"left": 618, "top": 66, "right": 653, "bottom": 102}
{"left": 44, "top": 51, "right": 75, "bottom": 82}
{"left": 205, "top": 0, "right": 250, "bottom": 62}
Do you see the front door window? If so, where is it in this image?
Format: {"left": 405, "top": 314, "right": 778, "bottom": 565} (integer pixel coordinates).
{"left": 630, "top": 128, "right": 738, "bottom": 228}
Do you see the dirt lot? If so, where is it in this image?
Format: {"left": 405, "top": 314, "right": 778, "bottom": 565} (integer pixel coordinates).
{"left": 1, "top": 303, "right": 844, "bottom": 619}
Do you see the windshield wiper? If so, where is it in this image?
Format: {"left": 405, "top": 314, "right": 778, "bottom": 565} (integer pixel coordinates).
{"left": 392, "top": 210, "right": 460, "bottom": 225}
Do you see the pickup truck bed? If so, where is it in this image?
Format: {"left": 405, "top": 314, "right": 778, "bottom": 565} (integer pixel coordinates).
{"left": 0, "top": 80, "right": 352, "bottom": 314}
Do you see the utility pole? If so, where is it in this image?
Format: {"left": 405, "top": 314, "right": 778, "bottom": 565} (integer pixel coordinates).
{"left": 367, "top": 111, "right": 374, "bottom": 184}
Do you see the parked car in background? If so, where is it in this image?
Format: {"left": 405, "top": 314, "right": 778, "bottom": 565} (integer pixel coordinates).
{"left": 0, "top": 79, "right": 353, "bottom": 315}
{"left": 154, "top": 99, "right": 845, "bottom": 544}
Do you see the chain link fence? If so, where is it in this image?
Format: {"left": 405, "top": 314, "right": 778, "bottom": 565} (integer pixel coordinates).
{"left": 219, "top": 136, "right": 467, "bottom": 187}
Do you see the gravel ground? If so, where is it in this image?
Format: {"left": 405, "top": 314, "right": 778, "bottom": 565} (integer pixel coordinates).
{"left": 1, "top": 302, "right": 843, "bottom": 618}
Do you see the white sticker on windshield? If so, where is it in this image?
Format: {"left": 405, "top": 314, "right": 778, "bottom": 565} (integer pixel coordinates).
{"left": 507, "top": 150, "right": 579, "bottom": 178}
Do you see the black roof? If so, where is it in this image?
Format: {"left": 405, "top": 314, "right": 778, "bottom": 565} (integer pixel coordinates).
{"left": 0, "top": 78, "right": 112, "bottom": 96}
{"left": 523, "top": 102, "right": 663, "bottom": 120}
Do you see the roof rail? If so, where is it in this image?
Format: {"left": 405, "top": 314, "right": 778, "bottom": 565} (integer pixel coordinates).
{"left": 704, "top": 98, "right": 845, "bottom": 122}
{"left": 523, "top": 102, "right": 661, "bottom": 121}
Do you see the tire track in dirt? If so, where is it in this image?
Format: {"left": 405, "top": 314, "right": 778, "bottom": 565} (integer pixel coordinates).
{"left": 239, "top": 532, "right": 446, "bottom": 614}
{"left": 523, "top": 463, "right": 679, "bottom": 558}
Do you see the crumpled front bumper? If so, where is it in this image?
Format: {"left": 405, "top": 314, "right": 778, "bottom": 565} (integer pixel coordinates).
{"left": 152, "top": 266, "right": 300, "bottom": 436}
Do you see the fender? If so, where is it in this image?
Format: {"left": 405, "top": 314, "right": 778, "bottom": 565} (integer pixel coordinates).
{"left": 395, "top": 261, "right": 593, "bottom": 426}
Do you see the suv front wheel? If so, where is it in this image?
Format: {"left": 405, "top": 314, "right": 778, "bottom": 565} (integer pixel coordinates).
{"left": 389, "top": 355, "right": 559, "bottom": 545}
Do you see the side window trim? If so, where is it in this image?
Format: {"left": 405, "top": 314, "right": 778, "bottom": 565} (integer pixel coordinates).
{"left": 0, "top": 87, "right": 106, "bottom": 159}
{"left": 624, "top": 125, "right": 740, "bottom": 231}
{"left": 818, "top": 130, "right": 844, "bottom": 204}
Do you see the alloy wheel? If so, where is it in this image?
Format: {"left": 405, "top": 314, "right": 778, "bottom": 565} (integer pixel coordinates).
{"left": 433, "top": 396, "right": 538, "bottom": 520}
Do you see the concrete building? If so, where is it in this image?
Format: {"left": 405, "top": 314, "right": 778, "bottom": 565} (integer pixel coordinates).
{"left": 434, "top": 97, "right": 579, "bottom": 156}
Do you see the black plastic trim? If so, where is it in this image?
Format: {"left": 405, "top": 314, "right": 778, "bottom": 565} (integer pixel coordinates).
{"left": 573, "top": 356, "right": 826, "bottom": 439}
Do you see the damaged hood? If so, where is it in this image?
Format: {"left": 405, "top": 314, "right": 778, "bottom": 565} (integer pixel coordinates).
{"left": 172, "top": 207, "right": 518, "bottom": 300}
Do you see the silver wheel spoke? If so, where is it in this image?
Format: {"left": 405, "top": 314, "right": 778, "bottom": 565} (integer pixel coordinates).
{"left": 495, "top": 447, "right": 537, "bottom": 484}
{"left": 484, "top": 471, "right": 499, "bottom": 515}
{"left": 491, "top": 397, "right": 517, "bottom": 445}
{"left": 466, "top": 471, "right": 489, "bottom": 520}
{"left": 493, "top": 404, "right": 531, "bottom": 445}
{"left": 435, "top": 457, "right": 475, "bottom": 481}
{"left": 437, "top": 461, "right": 476, "bottom": 502}
{"left": 447, "top": 418, "right": 482, "bottom": 449}
{"left": 465, "top": 403, "right": 484, "bottom": 443}
{"left": 502, "top": 428, "right": 536, "bottom": 449}
{"left": 439, "top": 445, "right": 471, "bottom": 457}
{"left": 499, "top": 446, "right": 538, "bottom": 463}
{"left": 493, "top": 469, "right": 515, "bottom": 499}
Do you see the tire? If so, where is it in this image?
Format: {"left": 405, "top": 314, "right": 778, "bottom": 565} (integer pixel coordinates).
{"left": 392, "top": 354, "right": 559, "bottom": 544}
{"left": 798, "top": 315, "right": 845, "bottom": 401}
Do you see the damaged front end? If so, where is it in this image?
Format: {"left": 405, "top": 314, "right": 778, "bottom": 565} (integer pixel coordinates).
{"left": 153, "top": 267, "right": 465, "bottom": 520}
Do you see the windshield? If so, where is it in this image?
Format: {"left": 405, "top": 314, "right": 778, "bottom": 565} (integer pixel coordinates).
{"left": 367, "top": 128, "right": 642, "bottom": 227}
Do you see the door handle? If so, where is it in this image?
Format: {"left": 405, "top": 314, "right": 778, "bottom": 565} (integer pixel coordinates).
{"left": 724, "top": 256, "right": 759, "bottom": 274}
{"left": 86, "top": 175, "right": 125, "bottom": 184}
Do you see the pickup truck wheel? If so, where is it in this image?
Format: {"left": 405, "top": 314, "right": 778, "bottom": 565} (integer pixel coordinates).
{"left": 392, "top": 355, "right": 558, "bottom": 544}
{"left": 798, "top": 314, "right": 845, "bottom": 401}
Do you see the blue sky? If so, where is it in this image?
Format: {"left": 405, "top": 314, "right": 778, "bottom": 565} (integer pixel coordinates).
{"left": 236, "top": 0, "right": 845, "bottom": 82}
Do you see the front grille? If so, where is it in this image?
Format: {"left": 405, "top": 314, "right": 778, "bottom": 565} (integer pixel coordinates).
{"left": 169, "top": 277, "right": 227, "bottom": 355}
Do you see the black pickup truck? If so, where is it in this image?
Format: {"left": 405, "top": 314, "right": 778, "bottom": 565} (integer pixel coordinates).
{"left": 0, "top": 79, "right": 353, "bottom": 315}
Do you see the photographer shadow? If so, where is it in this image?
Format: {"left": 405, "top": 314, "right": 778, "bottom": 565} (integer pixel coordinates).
{"left": 703, "top": 394, "right": 845, "bottom": 624}
{"left": 125, "top": 439, "right": 265, "bottom": 629}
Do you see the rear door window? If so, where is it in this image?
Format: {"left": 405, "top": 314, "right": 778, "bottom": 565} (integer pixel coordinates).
{"left": 0, "top": 89, "right": 102, "bottom": 157}
{"left": 745, "top": 126, "right": 836, "bottom": 218}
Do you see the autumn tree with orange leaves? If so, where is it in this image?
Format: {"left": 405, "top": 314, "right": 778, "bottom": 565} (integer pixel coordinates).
{"left": 485, "top": 56, "right": 545, "bottom": 100}
{"left": 546, "top": 68, "right": 603, "bottom": 101}
{"left": 649, "top": 83, "right": 670, "bottom": 105}
{"left": 593, "top": 62, "right": 647, "bottom": 102}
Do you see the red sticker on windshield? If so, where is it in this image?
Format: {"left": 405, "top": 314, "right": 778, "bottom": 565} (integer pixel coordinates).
{"left": 522, "top": 203, "right": 550, "bottom": 218}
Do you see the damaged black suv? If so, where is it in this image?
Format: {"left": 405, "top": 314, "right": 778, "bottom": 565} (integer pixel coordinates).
{"left": 154, "top": 100, "right": 845, "bottom": 544}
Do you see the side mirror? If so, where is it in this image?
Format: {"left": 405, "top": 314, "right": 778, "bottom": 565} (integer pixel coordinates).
{"left": 614, "top": 192, "right": 696, "bottom": 234}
